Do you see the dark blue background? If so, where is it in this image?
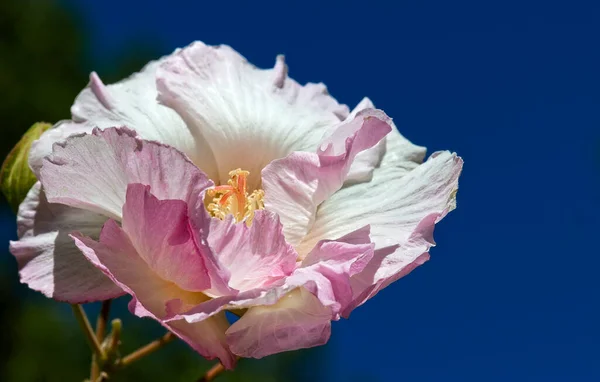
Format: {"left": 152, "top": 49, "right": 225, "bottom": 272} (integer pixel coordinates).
{"left": 31, "top": 0, "right": 600, "bottom": 380}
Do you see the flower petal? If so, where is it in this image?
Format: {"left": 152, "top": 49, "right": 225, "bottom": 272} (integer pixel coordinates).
{"left": 40, "top": 127, "right": 212, "bottom": 220}
{"left": 156, "top": 41, "right": 345, "bottom": 189}
{"left": 121, "top": 184, "right": 211, "bottom": 291}
{"left": 298, "top": 226, "right": 374, "bottom": 312}
{"left": 272, "top": 55, "right": 349, "bottom": 119}
{"left": 29, "top": 121, "right": 91, "bottom": 178}
{"left": 226, "top": 287, "right": 331, "bottom": 359}
{"left": 170, "top": 225, "right": 373, "bottom": 327}
{"left": 344, "top": 97, "right": 427, "bottom": 185}
{"left": 169, "top": 313, "right": 236, "bottom": 369}
{"left": 9, "top": 182, "right": 123, "bottom": 303}
{"left": 297, "top": 151, "right": 463, "bottom": 313}
{"left": 261, "top": 109, "right": 391, "bottom": 246}
{"left": 29, "top": 60, "right": 217, "bottom": 178}
{"left": 206, "top": 210, "right": 297, "bottom": 292}
{"left": 72, "top": 219, "right": 236, "bottom": 368}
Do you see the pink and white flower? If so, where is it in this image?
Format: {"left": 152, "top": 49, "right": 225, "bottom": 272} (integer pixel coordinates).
{"left": 10, "top": 42, "right": 462, "bottom": 368}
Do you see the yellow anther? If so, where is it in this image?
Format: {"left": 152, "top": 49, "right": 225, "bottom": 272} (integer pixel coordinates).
{"left": 205, "top": 169, "right": 265, "bottom": 226}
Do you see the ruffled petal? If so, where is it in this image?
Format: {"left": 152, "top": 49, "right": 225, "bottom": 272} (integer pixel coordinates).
{"left": 121, "top": 184, "right": 211, "bottom": 291}
{"left": 72, "top": 219, "right": 236, "bottom": 368}
{"left": 156, "top": 41, "right": 345, "bottom": 189}
{"left": 297, "top": 151, "right": 463, "bottom": 313}
{"left": 9, "top": 182, "right": 123, "bottom": 303}
{"left": 296, "top": 226, "right": 374, "bottom": 314}
{"left": 344, "top": 97, "right": 427, "bottom": 185}
{"left": 261, "top": 109, "right": 391, "bottom": 246}
{"left": 272, "top": 55, "right": 349, "bottom": 119}
{"left": 40, "top": 127, "right": 212, "bottom": 220}
{"left": 29, "top": 121, "right": 91, "bottom": 178}
{"left": 206, "top": 210, "right": 297, "bottom": 292}
{"left": 226, "top": 287, "right": 331, "bottom": 359}
{"left": 168, "top": 225, "right": 373, "bottom": 328}
{"left": 29, "top": 60, "right": 217, "bottom": 178}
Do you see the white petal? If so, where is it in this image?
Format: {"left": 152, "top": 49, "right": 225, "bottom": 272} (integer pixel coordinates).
{"left": 9, "top": 183, "right": 123, "bottom": 303}
{"left": 156, "top": 42, "right": 346, "bottom": 189}
{"left": 30, "top": 59, "right": 217, "bottom": 178}
{"left": 297, "top": 151, "right": 462, "bottom": 310}
{"left": 300, "top": 151, "right": 461, "bottom": 251}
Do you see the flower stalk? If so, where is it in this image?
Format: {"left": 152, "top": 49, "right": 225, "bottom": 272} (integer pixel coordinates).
{"left": 197, "top": 362, "right": 226, "bottom": 382}
{"left": 118, "top": 331, "right": 175, "bottom": 367}
{"left": 71, "top": 304, "right": 105, "bottom": 362}
{"left": 90, "top": 300, "right": 112, "bottom": 381}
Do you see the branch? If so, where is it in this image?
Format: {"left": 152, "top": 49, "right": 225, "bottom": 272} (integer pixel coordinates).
{"left": 119, "top": 331, "right": 175, "bottom": 367}
{"left": 71, "top": 304, "right": 105, "bottom": 361}
{"left": 90, "top": 300, "right": 112, "bottom": 381}
{"left": 197, "top": 362, "right": 226, "bottom": 382}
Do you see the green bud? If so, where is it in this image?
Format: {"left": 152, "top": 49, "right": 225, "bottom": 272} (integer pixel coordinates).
{"left": 0, "top": 122, "right": 51, "bottom": 212}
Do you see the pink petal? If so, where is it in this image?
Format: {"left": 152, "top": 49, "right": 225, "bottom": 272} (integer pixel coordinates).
{"left": 156, "top": 41, "right": 345, "bottom": 189}
{"left": 342, "top": 97, "right": 429, "bottom": 186}
{"left": 226, "top": 287, "right": 331, "bottom": 359}
{"left": 40, "top": 127, "right": 212, "bottom": 220}
{"left": 206, "top": 210, "right": 297, "bottom": 292}
{"left": 343, "top": 98, "right": 386, "bottom": 184}
{"left": 284, "top": 226, "right": 375, "bottom": 317}
{"left": 121, "top": 184, "right": 211, "bottom": 291}
{"left": 72, "top": 218, "right": 236, "bottom": 368}
{"left": 9, "top": 182, "right": 123, "bottom": 303}
{"left": 170, "top": 226, "right": 373, "bottom": 327}
{"left": 261, "top": 109, "right": 392, "bottom": 246}
{"left": 169, "top": 313, "right": 237, "bottom": 369}
{"left": 297, "top": 151, "right": 463, "bottom": 315}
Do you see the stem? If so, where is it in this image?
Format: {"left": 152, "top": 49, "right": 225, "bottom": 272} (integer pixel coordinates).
{"left": 90, "top": 301, "right": 112, "bottom": 381}
{"left": 96, "top": 300, "right": 112, "bottom": 340}
{"left": 119, "top": 332, "right": 175, "bottom": 367}
{"left": 71, "top": 304, "right": 105, "bottom": 361}
{"left": 197, "top": 362, "right": 226, "bottom": 382}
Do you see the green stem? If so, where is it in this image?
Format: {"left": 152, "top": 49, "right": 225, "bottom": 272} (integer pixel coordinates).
{"left": 71, "top": 304, "right": 105, "bottom": 361}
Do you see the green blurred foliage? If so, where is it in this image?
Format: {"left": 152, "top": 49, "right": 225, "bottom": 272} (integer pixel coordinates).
{"left": 0, "top": 0, "right": 86, "bottom": 159}
{"left": 0, "top": 0, "right": 326, "bottom": 381}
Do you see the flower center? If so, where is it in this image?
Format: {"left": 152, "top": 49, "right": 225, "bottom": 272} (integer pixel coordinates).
{"left": 205, "top": 169, "right": 265, "bottom": 226}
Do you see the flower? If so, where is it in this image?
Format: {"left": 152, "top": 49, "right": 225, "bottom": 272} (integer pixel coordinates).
{"left": 10, "top": 41, "right": 463, "bottom": 368}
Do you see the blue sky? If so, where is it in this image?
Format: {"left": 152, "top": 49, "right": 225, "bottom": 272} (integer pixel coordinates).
{"left": 44, "top": 0, "right": 600, "bottom": 380}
